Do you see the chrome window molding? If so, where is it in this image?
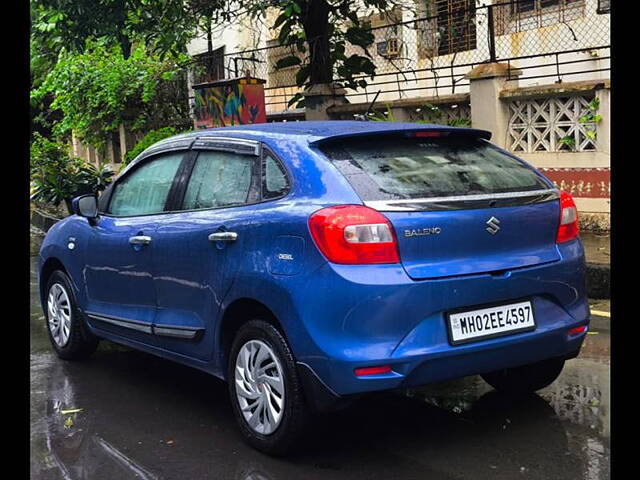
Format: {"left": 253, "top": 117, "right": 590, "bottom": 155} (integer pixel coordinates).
{"left": 364, "top": 188, "right": 559, "bottom": 211}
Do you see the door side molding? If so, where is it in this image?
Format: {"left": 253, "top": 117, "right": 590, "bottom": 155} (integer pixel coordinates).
{"left": 87, "top": 312, "right": 153, "bottom": 334}
{"left": 87, "top": 312, "right": 203, "bottom": 340}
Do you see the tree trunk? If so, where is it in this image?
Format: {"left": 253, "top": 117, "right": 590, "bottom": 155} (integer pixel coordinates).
{"left": 119, "top": 36, "right": 132, "bottom": 60}
{"left": 115, "top": 0, "right": 131, "bottom": 59}
{"left": 206, "top": 20, "right": 214, "bottom": 80}
{"left": 301, "top": 0, "right": 332, "bottom": 85}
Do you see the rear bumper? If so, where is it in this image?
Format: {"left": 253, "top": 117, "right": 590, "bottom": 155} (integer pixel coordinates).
{"left": 297, "top": 345, "right": 585, "bottom": 413}
{"left": 325, "top": 314, "right": 588, "bottom": 396}
{"left": 288, "top": 239, "right": 588, "bottom": 397}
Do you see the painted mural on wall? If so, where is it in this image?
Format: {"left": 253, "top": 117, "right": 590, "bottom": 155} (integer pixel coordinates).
{"left": 192, "top": 77, "right": 266, "bottom": 129}
{"left": 540, "top": 168, "right": 610, "bottom": 198}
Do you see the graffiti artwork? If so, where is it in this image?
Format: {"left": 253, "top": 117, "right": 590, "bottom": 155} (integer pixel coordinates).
{"left": 192, "top": 77, "right": 267, "bottom": 129}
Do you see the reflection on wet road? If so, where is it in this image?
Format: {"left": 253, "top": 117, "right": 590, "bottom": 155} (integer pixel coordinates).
{"left": 30, "top": 257, "right": 610, "bottom": 480}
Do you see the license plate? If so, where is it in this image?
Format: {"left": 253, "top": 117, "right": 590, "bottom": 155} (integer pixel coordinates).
{"left": 447, "top": 300, "right": 535, "bottom": 345}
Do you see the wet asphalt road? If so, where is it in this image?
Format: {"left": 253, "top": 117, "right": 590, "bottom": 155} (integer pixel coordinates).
{"left": 30, "top": 256, "right": 610, "bottom": 480}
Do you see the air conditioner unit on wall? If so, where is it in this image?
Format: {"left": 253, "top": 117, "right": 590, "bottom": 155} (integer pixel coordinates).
{"left": 377, "top": 38, "right": 400, "bottom": 58}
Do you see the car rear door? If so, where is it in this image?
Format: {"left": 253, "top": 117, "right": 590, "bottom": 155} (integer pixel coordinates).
{"left": 84, "top": 150, "right": 188, "bottom": 344}
{"left": 151, "top": 137, "right": 262, "bottom": 361}
{"left": 317, "top": 131, "right": 561, "bottom": 280}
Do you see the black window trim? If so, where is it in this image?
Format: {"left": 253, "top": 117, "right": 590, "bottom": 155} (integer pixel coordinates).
{"left": 165, "top": 149, "right": 198, "bottom": 212}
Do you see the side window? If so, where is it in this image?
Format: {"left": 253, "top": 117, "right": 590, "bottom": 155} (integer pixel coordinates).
{"left": 262, "top": 153, "right": 289, "bottom": 200}
{"left": 183, "top": 150, "right": 254, "bottom": 210}
{"left": 108, "top": 152, "right": 183, "bottom": 216}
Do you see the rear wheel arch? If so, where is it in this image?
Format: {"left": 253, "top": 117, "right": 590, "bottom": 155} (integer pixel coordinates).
{"left": 218, "top": 298, "right": 288, "bottom": 378}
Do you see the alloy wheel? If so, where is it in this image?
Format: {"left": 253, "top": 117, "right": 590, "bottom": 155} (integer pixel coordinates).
{"left": 47, "top": 283, "right": 72, "bottom": 347}
{"left": 234, "top": 339, "right": 285, "bottom": 435}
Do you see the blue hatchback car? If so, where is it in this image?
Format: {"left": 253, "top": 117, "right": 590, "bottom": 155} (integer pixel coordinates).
{"left": 39, "top": 121, "right": 588, "bottom": 454}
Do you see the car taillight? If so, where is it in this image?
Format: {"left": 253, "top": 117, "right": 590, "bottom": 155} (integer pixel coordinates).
{"left": 556, "top": 191, "right": 579, "bottom": 243}
{"left": 308, "top": 205, "right": 400, "bottom": 264}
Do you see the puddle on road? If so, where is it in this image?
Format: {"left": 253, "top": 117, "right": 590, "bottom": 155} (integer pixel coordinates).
{"left": 30, "top": 258, "right": 610, "bottom": 480}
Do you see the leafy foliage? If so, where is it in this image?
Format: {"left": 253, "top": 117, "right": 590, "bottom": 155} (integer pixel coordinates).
{"left": 30, "top": 133, "right": 114, "bottom": 210}
{"left": 124, "top": 127, "right": 185, "bottom": 164}
{"left": 31, "top": 43, "right": 192, "bottom": 148}
{"left": 559, "top": 98, "right": 602, "bottom": 151}
{"left": 31, "top": 0, "right": 404, "bottom": 116}
{"left": 30, "top": 0, "right": 197, "bottom": 60}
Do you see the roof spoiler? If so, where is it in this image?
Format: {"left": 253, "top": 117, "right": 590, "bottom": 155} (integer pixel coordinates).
{"left": 309, "top": 127, "right": 492, "bottom": 146}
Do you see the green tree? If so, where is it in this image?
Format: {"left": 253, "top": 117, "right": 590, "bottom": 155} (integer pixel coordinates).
{"left": 31, "top": 43, "right": 192, "bottom": 148}
{"left": 246, "top": 0, "right": 398, "bottom": 106}
{"left": 31, "top": 0, "right": 195, "bottom": 60}
{"left": 32, "top": 0, "right": 406, "bottom": 111}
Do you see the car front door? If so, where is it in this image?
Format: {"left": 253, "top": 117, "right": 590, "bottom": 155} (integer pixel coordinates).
{"left": 84, "top": 150, "right": 187, "bottom": 344}
{"left": 151, "top": 138, "right": 262, "bottom": 361}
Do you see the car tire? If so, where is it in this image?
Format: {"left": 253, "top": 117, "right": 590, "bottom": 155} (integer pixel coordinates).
{"left": 228, "top": 319, "right": 310, "bottom": 456}
{"left": 44, "top": 270, "right": 99, "bottom": 360}
{"left": 481, "top": 357, "right": 565, "bottom": 394}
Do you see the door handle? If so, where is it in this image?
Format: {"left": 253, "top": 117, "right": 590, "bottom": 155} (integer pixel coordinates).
{"left": 208, "top": 232, "right": 238, "bottom": 242}
{"left": 129, "top": 235, "right": 152, "bottom": 246}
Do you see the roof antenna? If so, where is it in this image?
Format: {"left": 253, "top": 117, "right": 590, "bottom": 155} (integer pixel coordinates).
{"left": 356, "top": 90, "right": 381, "bottom": 121}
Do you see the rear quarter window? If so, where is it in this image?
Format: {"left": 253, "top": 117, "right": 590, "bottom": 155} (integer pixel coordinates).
{"left": 318, "top": 135, "right": 549, "bottom": 201}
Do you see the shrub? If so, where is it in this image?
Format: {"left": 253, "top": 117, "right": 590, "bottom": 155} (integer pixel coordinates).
{"left": 124, "top": 127, "right": 185, "bottom": 164}
{"left": 30, "top": 133, "right": 114, "bottom": 213}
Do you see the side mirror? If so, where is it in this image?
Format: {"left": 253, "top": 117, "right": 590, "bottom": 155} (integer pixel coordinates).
{"left": 71, "top": 194, "right": 99, "bottom": 221}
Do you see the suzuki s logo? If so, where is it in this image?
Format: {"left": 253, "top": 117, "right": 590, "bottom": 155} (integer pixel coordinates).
{"left": 486, "top": 216, "right": 501, "bottom": 235}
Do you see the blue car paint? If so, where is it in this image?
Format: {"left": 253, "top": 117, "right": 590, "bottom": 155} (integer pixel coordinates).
{"left": 39, "top": 121, "right": 589, "bottom": 398}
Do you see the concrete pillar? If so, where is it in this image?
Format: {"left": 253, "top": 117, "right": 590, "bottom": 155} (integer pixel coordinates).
{"left": 389, "top": 107, "right": 411, "bottom": 121}
{"left": 87, "top": 146, "right": 97, "bottom": 166}
{"left": 119, "top": 124, "right": 135, "bottom": 161}
{"left": 303, "top": 83, "right": 349, "bottom": 121}
{"left": 465, "top": 63, "right": 522, "bottom": 149}
{"left": 71, "top": 133, "right": 81, "bottom": 158}
{"left": 105, "top": 138, "right": 115, "bottom": 164}
{"left": 595, "top": 86, "right": 610, "bottom": 155}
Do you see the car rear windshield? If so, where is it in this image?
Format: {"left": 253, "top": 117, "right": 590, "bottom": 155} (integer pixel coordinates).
{"left": 318, "top": 135, "right": 549, "bottom": 201}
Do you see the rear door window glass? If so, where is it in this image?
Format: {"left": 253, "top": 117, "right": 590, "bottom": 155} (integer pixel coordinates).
{"left": 183, "top": 150, "right": 254, "bottom": 210}
{"left": 319, "top": 135, "right": 549, "bottom": 201}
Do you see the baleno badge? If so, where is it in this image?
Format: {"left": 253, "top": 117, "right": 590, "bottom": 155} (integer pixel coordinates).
{"left": 404, "top": 227, "right": 442, "bottom": 237}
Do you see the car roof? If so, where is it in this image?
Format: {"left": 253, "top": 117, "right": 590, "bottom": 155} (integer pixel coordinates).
{"left": 123, "top": 121, "right": 492, "bottom": 175}
{"left": 167, "top": 120, "right": 491, "bottom": 145}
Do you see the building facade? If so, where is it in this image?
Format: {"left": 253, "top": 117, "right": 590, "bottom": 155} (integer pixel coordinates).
{"left": 188, "top": 0, "right": 613, "bottom": 228}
